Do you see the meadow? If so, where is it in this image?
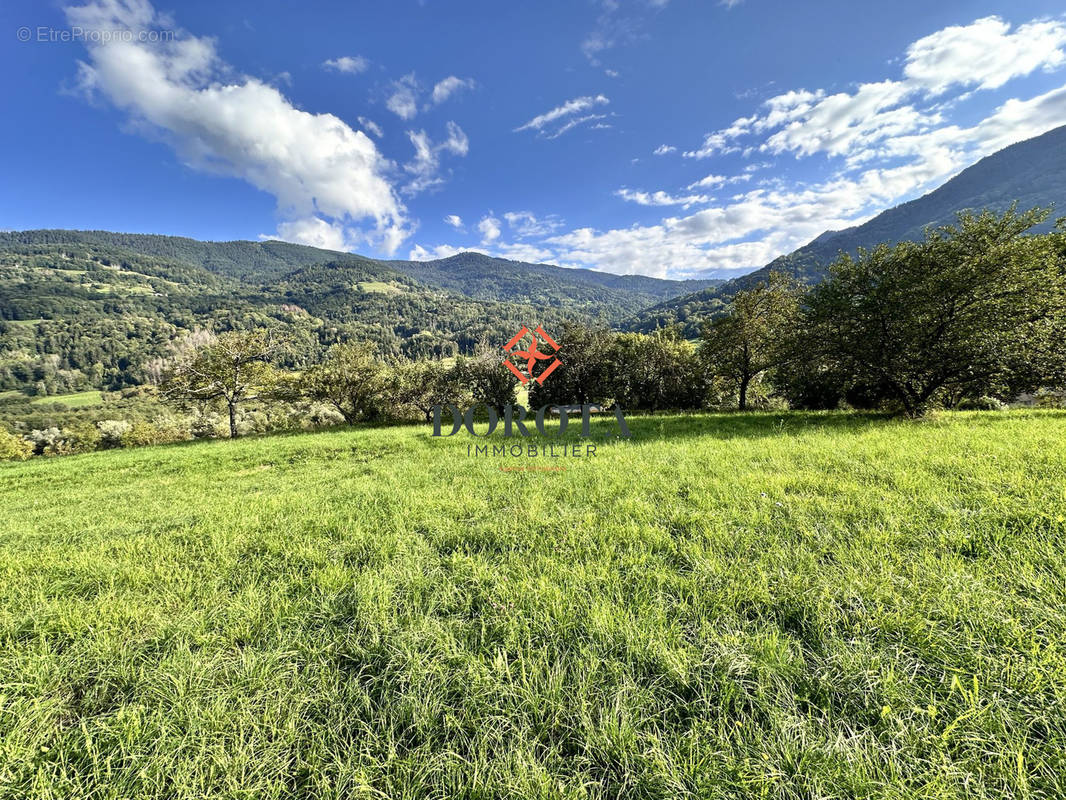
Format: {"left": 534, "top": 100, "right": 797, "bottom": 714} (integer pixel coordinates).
{"left": 0, "top": 411, "right": 1064, "bottom": 799}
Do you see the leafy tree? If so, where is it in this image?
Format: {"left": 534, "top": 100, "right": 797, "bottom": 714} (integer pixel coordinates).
{"left": 528, "top": 324, "right": 615, "bottom": 408}
{"left": 392, "top": 359, "right": 470, "bottom": 420}
{"left": 802, "top": 207, "right": 1066, "bottom": 416}
{"left": 161, "top": 329, "right": 279, "bottom": 437}
{"left": 456, "top": 345, "right": 518, "bottom": 409}
{"left": 610, "top": 329, "right": 705, "bottom": 410}
{"left": 701, "top": 272, "right": 802, "bottom": 410}
{"left": 301, "top": 342, "right": 392, "bottom": 424}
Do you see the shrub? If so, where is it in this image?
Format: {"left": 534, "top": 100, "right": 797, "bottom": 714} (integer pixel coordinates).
{"left": 958, "top": 396, "right": 1007, "bottom": 411}
{"left": 0, "top": 430, "right": 32, "bottom": 461}
{"left": 123, "top": 420, "right": 190, "bottom": 447}
{"left": 97, "top": 419, "right": 132, "bottom": 448}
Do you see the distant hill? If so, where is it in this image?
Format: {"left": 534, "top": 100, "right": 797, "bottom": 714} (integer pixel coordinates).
{"left": 0, "top": 230, "right": 379, "bottom": 282}
{"left": 386, "top": 251, "right": 720, "bottom": 315}
{"left": 627, "top": 124, "right": 1066, "bottom": 334}
{"left": 0, "top": 230, "right": 718, "bottom": 394}
{"left": 0, "top": 230, "right": 718, "bottom": 321}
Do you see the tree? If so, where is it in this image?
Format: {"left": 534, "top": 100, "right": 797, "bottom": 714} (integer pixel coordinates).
{"left": 455, "top": 344, "right": 518, "bottom": 410}
{"left": 390, "top": 358, "right": 471, "bottom": 420}
{"left": 161, "top": 329, "right": 278, "bottom": 438}
{"left": 301, "top": 341, "right": 392, "bottom": 425}
{"left": 528, "top": 324, "right": 615, "bottom": 408}
{"left": 701, "top": 272, "right": 802, "bottom": 410}
{"left": 803, "top": 207, "right": 1066, "bottom": 417}
{"left": 610, "top": 329, "right": 706, "bottom": 410}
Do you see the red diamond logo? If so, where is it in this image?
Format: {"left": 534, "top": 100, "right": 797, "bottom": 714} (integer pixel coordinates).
{"left": 502, "top": 326, "right": 561, "bottom": 386}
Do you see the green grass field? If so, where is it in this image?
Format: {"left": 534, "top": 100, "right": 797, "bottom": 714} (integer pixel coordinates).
{"left": 1, "top": 411, "right": 1064, "bottom": 799}
{"left": 28, "top": 390, "right": 105, "bottom": 408}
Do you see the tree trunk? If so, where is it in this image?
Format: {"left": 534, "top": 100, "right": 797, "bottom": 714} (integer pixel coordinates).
{"left": 228, "top": 402, "right": 238, "bottom": 438}
{"left": 738, "top": 375, "right": 750, "bottom": 411}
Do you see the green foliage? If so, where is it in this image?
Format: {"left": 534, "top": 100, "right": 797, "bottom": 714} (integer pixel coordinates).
{"left": 161, "top": 329, "right": 281, "bottom": 438}
{"left": 455, "top": 348, "right": 518, "bottom": 410}
{"left": 701, "top": 272, "right": 803, "bottom": 410}
{"left": 302, "top": 341, "right": 393, "bottom": 424}
{"left": 793, "top": 207, "right": 1066, "bottom": 416}
{"left": 0, "top": 428, "right": 31, "bottom": 460}
{"left": 391, "top": 358, "right": 471, "bottom": 420}
{"left": 530, "top": 324, "right": 706, "bottom": 411}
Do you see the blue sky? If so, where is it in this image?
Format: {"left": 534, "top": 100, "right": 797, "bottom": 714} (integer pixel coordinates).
{"left": 2, "top": 0, "right": 1066, "bottom": 278}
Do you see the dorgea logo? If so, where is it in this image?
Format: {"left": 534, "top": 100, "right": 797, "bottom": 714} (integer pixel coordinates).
{"left": 503, "top": 325, "right": 561, "bottom": 386}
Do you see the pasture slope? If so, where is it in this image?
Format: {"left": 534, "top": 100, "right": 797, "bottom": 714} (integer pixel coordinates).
{"left": 1, "top": 411, "right": 1065, "bottom": 799}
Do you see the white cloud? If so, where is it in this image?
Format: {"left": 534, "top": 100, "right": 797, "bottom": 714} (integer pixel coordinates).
{"left": 686, "top": 173, "right": 740, "bottom": 189}
{"left": 616, "top": 188, "right": 710, "bottom": 208}
{"left": 685, "top": 17, "right": 1066, "bottom": 163}
{"left": 547, "top": 113, "right": 609, "bottom": 139}
{"left": 430, "top": 76, "right": 474, "bottom": 105}
{"left": 653, "top": 144, "right": 677, "bottom": 155}
{"left": 358, "top": 116, "right": 384, "bottom": 138}
{"left": 581, "top": 0, "right": 670, "bottom": 64}
{"left": 503, "top": 211, "right": 564, "bottom": 238}
{"left": 322, "top": 55, "right": 369, "bottom": 74}
{"left": 402, "top": 121, "right": 469, "bottom": 196}
{"left": 478, "top": 214, "right": 502, "bottom": 243}
{"left": 903, "top": 17, "right": 1066, "bottom": 95}
{"left": 66, "top": 0, "right": 408, "bottom": 254}
{"left": 409, "top": 243, "right": 469, "bottom": 260}
{"left": 514, "top": 95, "right": 610, "bottom": 136}
{"left": 268, "top": 217, "right": 357, "bottom": 251}
{"left": 443, "top": 214, "right": 464, "bottom": 229}
{"left": 386, "top": 73, "right": 419, "bottom": 119}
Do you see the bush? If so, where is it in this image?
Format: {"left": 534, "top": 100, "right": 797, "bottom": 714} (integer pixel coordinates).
{"left": 123, "top": 420, "right": 190, "bottom": 447}
{"left": 97, "top": 419, "right": 132, "bottom": 448}
{"left": 958, "top": 396, "right": 1007, "bottom": 411}
{"left": 0, "top": 429, "right": 32, "bottom": 461}
{"left": 27, "top": 425, "right": 101, "bottom": 456}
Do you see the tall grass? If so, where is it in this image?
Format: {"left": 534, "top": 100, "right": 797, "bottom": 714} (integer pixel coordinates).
{"left": 1, "top": 411, "right": 1064, "bottom": 798}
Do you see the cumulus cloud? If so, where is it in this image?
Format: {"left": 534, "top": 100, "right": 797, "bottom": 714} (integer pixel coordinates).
{"left": 322, "top": 55, "right": 369, "bottom": 74}
{"left": 903, "top": 17, "right": 1066, "bottom": 95}
{"left": 386, "top": 73, "right": 419, "bottom": 119}
{"left": 402, "top": 121, "right": 469, "bottom": 196}
{"left": 409, "top": 243, "right": 470, "bottom": 260}
{"left": 443, "top": 214, "right": 464, "bottom": 229}
{"left": 66, "top": 0, "right": 408, "bottom": 254}
{"left": 430, "top": 76, "right": 474, "bottom": 105}
{"left": 653, "top": 144, "right": 677, "bottom": 155}
{"left": 478, "top": 214, "right": 502, "bottom": 243}
{"left": 514, "top": 95, "right": 610, "bottom": 137}
{"left": 270, "top": 217, "right": 356, "bottom": 251}
{"left": 685, "top": 173, "right": 753, "bottom": 189}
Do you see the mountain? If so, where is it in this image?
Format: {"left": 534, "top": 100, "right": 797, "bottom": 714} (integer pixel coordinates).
{"left": 0, "top": 231, "right": 714, "bottom": 395}
{"left": 386, "top": 252, "right": 720, "bottom": 317}
{"left": 0, "top": 230, "right": 717, "bottom": 315}
{"left": 627, "top": 124, "right": 1066, "bottom": 334}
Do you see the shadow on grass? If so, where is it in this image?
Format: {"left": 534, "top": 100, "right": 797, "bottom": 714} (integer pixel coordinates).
{"left": 584, "top": 408, "right": 1066, "bottom": 443}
